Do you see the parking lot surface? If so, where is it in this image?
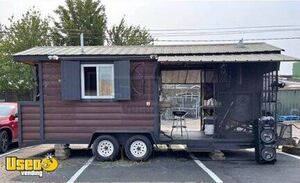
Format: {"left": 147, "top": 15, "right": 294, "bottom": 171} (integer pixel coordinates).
{"left": 1, "top": 144, "right": 300, "bottom": 183}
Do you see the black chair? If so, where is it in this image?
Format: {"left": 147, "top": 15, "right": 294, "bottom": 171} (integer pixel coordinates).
{"left": 171, "top": 110, "right": 188, "bottom": 137}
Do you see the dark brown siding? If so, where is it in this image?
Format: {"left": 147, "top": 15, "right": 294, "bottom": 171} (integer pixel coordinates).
{"left": 20, "top": 104, "right": 41, "bottom": 144}
{"left": 42, "top": 61, "right": 156, "bottom": 143}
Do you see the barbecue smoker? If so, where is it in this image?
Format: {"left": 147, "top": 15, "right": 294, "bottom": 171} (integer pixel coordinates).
{"left": 13, "top": 43, "right": 299, "bottom": 164}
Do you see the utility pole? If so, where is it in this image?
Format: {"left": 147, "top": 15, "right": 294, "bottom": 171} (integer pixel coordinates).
{"left": 80, "top": 33, "right": 84, "bottom": 53}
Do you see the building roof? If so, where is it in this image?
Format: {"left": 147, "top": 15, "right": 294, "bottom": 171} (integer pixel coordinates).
{"left": 158, "top": 54, "right": 299, "bottom": 63}
{"left": 14, "top": 42, "right": 282, "bottom": 57}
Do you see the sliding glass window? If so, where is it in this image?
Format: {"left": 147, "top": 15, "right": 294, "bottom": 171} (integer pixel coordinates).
{"left": 81, "top": 64, "right": 114, "bottom": 99}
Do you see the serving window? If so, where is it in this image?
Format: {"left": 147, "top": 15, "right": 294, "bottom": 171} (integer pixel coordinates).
{"left": 81, "top": 64, "right": 114, "bottom": 99}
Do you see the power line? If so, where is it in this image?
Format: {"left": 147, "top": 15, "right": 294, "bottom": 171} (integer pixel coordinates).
{"left": 56, "top": 28, "right": 300, "bottom": 38}
{"left": 54, "top": 24, "right": 300, "bottom": 33}
{"left": 59, "top": 28, "right": 300, "bottom": 37}
{"left": 149, "top": 24, "right": 300, "bottom": 32}
{"left": 59, "top": 34, "right": 300, "bottom": 43}
{"left": 2, "top": 26, "right": 300, "bottom": 43}
{"left": 2, "top": 24, "right": 300, "bottom": 34}
{"left": 151, "top": 28, "right": 300, "bottom": 37}
{"left": 154, "top": 36, "right": 300, "bottom": 42}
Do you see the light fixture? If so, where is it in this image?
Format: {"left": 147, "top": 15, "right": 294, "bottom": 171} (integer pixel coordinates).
{"left": 48, "top": 55, "right": 59, "bottom": 60}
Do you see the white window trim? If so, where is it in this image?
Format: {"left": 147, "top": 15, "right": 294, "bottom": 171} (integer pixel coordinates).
{"left": 81, "top": 64, "right": 115, "bottom": 99}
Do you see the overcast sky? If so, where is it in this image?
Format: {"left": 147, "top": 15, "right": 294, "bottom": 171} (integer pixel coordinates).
{"left": 0, "top": 0, "right": 299, "bottom": 75}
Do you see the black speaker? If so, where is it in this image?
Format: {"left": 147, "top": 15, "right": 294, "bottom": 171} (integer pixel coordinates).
{"left": 254, "top": 116, "right": 277, "bottom": 164}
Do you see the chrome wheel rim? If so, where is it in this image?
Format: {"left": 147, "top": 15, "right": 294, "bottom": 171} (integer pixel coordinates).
{"left": 97, "top": 140, "right": 114, "bottom": 157}
{"left": 130, "top": 140, "right": 147, "bottom": 158}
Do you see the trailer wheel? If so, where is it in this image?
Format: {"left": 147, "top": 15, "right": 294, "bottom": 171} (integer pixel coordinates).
{"left": 92, "top": 135, "right": 119, "bottom": 161}
{"left": 125, "top": 135, "right": 153, "bottom": 161}
{"left": 0, "top": 130, "right": 9, "bottom": 153}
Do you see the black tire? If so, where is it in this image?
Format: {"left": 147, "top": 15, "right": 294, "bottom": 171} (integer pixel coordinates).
{"left": 0, "top": 130, "right": 10, "bottom": 153}
{"left": 92, "top": 135, "right": 119, "bottom": 161}
{"left": 125, "top": 135, "right": 153, "bottom": 161}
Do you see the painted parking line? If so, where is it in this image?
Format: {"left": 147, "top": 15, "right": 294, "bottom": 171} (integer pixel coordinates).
{"left": 279, "top": 151, "right": 300, "bottom": 160}
{"left": 0, "top": 145, "right": 35, "bottom": 158}
{"left": 67, "top": 156, "right": 95, "bottom": 183}
{"left": 189, "top": 153, "right": 223, "bottom": 183}
{"left": 246, "top": 148, "right": 300, "bottom": 160}
{"left": 176, "top": 144, "right": 223, "bottom": 183}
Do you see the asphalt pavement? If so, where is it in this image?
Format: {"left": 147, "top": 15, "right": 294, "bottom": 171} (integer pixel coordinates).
{"left": 1, "top": 144, "right": 300, "bottom": 183}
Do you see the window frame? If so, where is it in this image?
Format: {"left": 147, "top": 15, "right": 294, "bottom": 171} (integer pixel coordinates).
{"left": 81, "top": 64, "right": 115, "bottom": 99}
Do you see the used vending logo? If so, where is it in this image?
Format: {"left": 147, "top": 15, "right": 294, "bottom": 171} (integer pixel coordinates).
{"left": 5, "top": 154, "right": 59, "bottom": 177}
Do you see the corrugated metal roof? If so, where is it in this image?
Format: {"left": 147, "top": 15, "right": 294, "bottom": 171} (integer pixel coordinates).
{"left": 158, "top": 54, "right": 299, "bottom": 63}
{"left": 14, "top": 42, "right": 282, "bottom": 56}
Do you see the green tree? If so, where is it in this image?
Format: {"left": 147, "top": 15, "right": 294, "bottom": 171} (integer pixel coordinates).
{"left": 53, "top": 0, "right": 107, "bottom": 46}
{"left": 0, "top": 8, "right": 53, "bottom": 92}
{"left": 107, "top": 17, "right": 153, "bottom": 46}
{"left": 0, "top": 24, "right": 3, "bottom": 40}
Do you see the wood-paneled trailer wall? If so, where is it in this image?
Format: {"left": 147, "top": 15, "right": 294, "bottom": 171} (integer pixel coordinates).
{"left": 41, "top": 61, "right": 156, "bottom": 144}
{"left": 19, "top": 102, "right": 41, "bottom": 145}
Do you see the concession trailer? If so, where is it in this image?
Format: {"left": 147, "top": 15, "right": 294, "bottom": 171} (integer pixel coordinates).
{"left": 13, "top": 42, "right": 299, "bottom": 163}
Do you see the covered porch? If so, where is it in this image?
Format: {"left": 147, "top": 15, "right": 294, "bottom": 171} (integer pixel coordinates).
{"left": 156, "top": 53, "right": 293, "bottom": 149}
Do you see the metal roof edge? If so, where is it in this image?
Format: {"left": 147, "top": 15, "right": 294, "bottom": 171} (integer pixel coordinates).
{"left": 13, "top": 42, "right": 275, "bottom": 49}
{"left": 280, "top": 54, "right": 300, "bottom": 61}
{"left": 13, "top": 42, "right": 283, "bottom": 57}
{"left": 262, "top": 42, "right": 284, "bottom": 51}
{"left": 13, "top": 54, "right": 154, "bottom": 62}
